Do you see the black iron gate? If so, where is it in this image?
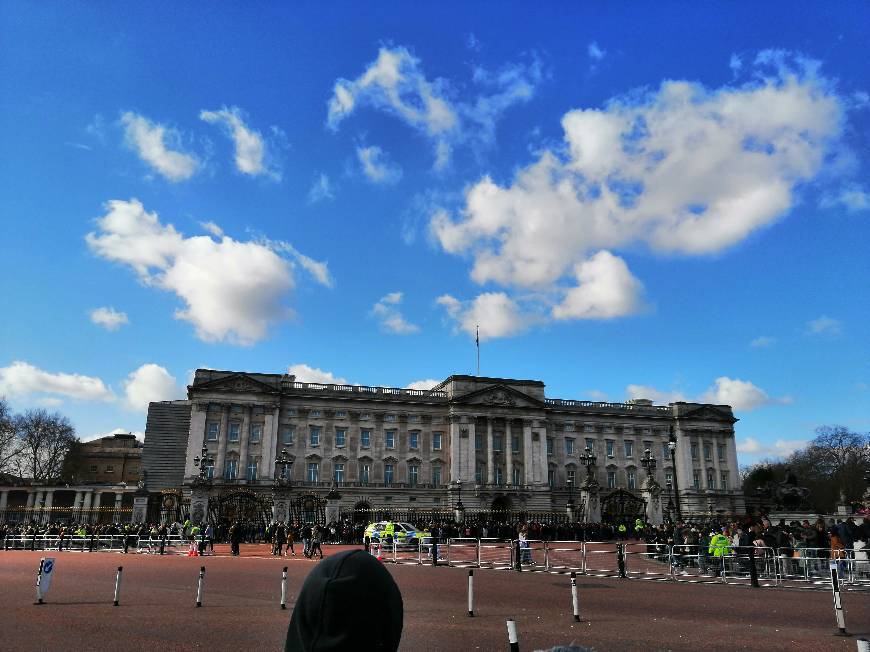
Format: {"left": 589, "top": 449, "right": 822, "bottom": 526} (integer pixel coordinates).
{"left": 289, "top": 493, "right": 326, "bottom": 525}
{"left": 208, "top": 490, "right": 273, "bottom": 530}
{"left": 146, "top": 490, "right": 188, "bottom": 524}
{"left": 601, "top": 489, "right": 646, "bottom": 526}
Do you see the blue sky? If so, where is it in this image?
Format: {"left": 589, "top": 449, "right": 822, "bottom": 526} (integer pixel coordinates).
{"left": 1, "top": 2, "right": 868, "bottom": 466}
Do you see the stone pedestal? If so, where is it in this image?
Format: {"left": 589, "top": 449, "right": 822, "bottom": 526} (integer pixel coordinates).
{"left": 324, "top": 485, "right": 342, "bottom": 525}
{"left": 579, "top": 477, "right": 601, "bottom": 524}
{"left": 132, "top": 492, "right": 149, "bottom": 524}
{"left": 189, "top": 482, "right": 210, "bottom": 525}
{"left": 272, "top": 485, "right": 291, "bottom": 524}
{"left": 642, "top": 477, "right": 663, "bottom": 525}
{"left": 566, "top": 502, "right": 577, "bottom": 523}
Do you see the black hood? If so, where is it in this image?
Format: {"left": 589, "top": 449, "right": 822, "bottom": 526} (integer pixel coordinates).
{"left": 285, "top": 550, "right": 403, "bottom": 652}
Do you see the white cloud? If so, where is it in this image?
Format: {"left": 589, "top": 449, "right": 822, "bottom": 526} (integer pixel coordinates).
{"left": 199, "top": 221, "right": 223, "bottom": 237}
{"left": 35, "top": 397, "right": 64, "bottom": 408}
{"left": 0, "top": 361, "right": 115, "bottom": 402}
{"left": 588, "top": 41, "right": 606, "bottom": 61}
{"left": 308, "top": 173, "right": 335, "bottom": 204}
{"left": 729, "top": 53, "right": 743, "bottom": 76}
{"left": 357, "top": 145, "right": 403, "bottom": 184}
{"left": 432, "top": 52, "right": 848, "bottom": 332}
{"left": 371, "top": 292, "right": 419, "bottom": 334}
{"left": 736, "top": 437, "right": 808, "bottom": 459}
{"left": 199, "top": 106, "right": 280, "bottom": 180}
{"left": 819, "top": 183, "right": 870, "bottom": 212}
{"left": 626, "top": 384, "right": 687, "bottom": 405}
{"left": 89, "top": 306, "right": 129, "bottom": 331}
{"left": 437, "top": 292, "right": 534, "bottom": 340}
{"left": 328, "top": 46, "right": 540, "bottom": 168}
{"left": 120, "top": 112, "right": 199, "bottom": 181}
{"left": 86, "top": 198, "right": 314, "bottom": 345}
{"left": 268, "top": 241, "right": 334, "bottom": 288}
{"left": 405, "top": 379, "right": 442, "bottom": 391}
{"left": 750, "top": 335, "right": 776, "bottom": 347}
{"left": 584, "top": 389, "right": 609, "bottom": 401}
{"left": 699, "top": 376, "right": 790, "bottom": 410}
{"left": 123, "top": 363, "right": 179, "bottom": 412}
{"left": 806, "top": 315, "right": 841, "bottom": 336}
{"left": 288, "top": 364, "right": 347, "bottom": 385}
{"left": 552, "top": 251, "right": 644, "bottom": 319}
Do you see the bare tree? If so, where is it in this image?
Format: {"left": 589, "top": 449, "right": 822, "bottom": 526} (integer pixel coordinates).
{"left": 13, "top": 408, "right": 77, "bottom": 483}
{"left": 0, "top": 398, "right": 24, "bottom": 475}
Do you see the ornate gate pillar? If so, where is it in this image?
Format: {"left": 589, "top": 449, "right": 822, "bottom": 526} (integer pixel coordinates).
{"left": 325, "top": 484, "right": 342, "bottom": 524}
{"left": 272, "top": 482, "right": 291, "bottom": 524}
{"left": 189, "top": 478, "right": 210, "bottom": 525}
{"left": 641, "top": 477, "right": 663, "bottom": 525}
{"left": 579, "top": 476, "right": 601, "bottom": 524}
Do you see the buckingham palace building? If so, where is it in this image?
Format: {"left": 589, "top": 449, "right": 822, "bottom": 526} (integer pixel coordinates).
{"left": 141, "top": 369, "right": 746, "bottom": 525}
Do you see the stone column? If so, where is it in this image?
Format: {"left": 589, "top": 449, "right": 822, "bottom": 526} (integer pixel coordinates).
{"left": 92, "top": 491, "right": 103, "bottom": 523}
{"left": 486, "top": 417, "right": 494, "bottom": 484}
{"left": 462, "top": 418, "right": 476, "bottom": 483}
{"left": 43, "top": 490, "right": 54, "bottom": 524}
{"left": 522, "top": 421, "right": 533, "bottom": 485}
{"left": 81, "top": 490, "right": 93, "bottom": 512}
{"left": 0, "top": 489, "right": 8, "bottom": 512}
{"left": 73, "top": 491, "right": 83, "bottom": 511}
{"left": 132, "top": 489, "right": 149, "bottom": 524}
{"left": 114, "top": 492, "right": 123, "bottom": 523}
{"left": 642, "top": 478, "right": 663, "bottom": 526}
{"left": 505, "top": 420, "right": 514, "bottom": 485}
{"left": 272, "top": 484, "right": 291, "bottom": 523}
{"left": 238, "top": 405, "right": 252, "bottom": 482}
{"left": 34, "top": 490, "right": 44, "bottom": 521}
{"left": 26, "top": 490, "right": 35, "bottom": 508}
{"left": 449, "top": 415, "right": 461, "bottom": 482}
{"left": 215, "top": 404, "right": 230, "bottom": 479}
{"left": 263, "top": 404, "right": 279, "bottom": 480}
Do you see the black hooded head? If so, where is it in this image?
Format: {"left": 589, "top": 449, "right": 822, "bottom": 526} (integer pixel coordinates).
{"left": 285, "top": 550, "right": 403, "bottom": 652}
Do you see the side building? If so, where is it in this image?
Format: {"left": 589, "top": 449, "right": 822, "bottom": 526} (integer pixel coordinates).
{"left": 142, "top": 369, "right": 745, "bottom": 525}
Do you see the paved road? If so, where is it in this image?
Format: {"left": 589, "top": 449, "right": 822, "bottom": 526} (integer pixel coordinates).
{"left": 0, "top": 545, "right": 867, "bottom": 651}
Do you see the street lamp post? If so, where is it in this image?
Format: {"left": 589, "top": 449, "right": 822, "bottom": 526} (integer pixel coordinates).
{"left": 275, "top": 449, "right": 292, "bottom": 485}
{"left": 566, "top": 478, "right": 575, "bottom": 521}
{"left": 579, "top": 446, "right": 597, "bottom": 479}
{"left": 454, "top": 477, "right": 465, "bottom": 524}
{"left": 640, "top": 448, "right": 657, "bottom": 477}
{"left": 193, "top": 444, "right": 213, "bottom": 482}
{"left": 667, "top": 426, "right": 682, "bottom": 522}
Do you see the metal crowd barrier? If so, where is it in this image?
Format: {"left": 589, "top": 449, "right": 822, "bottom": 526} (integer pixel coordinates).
{"left": 366, "top": 538, "right": 870, "bottom": 592}
{"left": 0, "top": 534, "right": 188, "bottom": 553}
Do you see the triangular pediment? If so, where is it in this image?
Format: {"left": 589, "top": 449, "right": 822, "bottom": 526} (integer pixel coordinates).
{"left": 192, "top": 373, "right": 277, "bottom": 395}
{"left": 681, "top": 405, "right": 738, "bottom": 424}
{"left": 452, "top": 383, "right": 544, "bottom": 409}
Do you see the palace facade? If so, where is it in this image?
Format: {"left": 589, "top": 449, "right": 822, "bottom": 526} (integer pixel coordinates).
{"left": 142, "top": 369, "right": 746, "bottom": 522}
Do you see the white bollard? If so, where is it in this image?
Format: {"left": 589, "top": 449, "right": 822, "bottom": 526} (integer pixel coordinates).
{"left": 281, "top": 566, "right": 288, "bottom": 610}
{"left": 113, "top": 566, "right": 123, "bottom": 606}
{"left": 856, "top": 639, "right": 869, "bottom": 652}
{"left": 829, "top": 561, "right": 847, "bottom": 636}
{"left": 506, "top": 618, "right": 519, "bottom": 652}
{"left": 467, "top": 569, "right": 474, "bottom": 617}
{"left": 196, "top": 566, "right": 205, "bottom": 608}
{"left": 570, "top": 571, "right": 580, "bottom": 622}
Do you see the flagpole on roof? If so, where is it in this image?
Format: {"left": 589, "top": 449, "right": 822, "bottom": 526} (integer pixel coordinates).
{"left": 476, "top": 324, "right": 480, "bottom": 377}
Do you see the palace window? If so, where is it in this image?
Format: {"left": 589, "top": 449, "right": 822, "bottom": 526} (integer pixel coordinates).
{"left": 432, "top": 432, "right": 442, "bottom": 451}
{"left": 475, "top": 433, "right": 482, "bottom": 451}
{"left": 627, "top": 469, "right": 636, "bottom": 490}
{"left": 717, "top": 444, "right": 726, "bottom": 462}
{"left": 432, "top": 466, "right": 442, "bottom": 486}
{"left": 360, "top": 412, "right": 371, "bottom": 420}
{"left": 333, "top": 463, "right": 344, "bottom": 483}
{"left": 566, "top": 468, "right": 576, "bottom": 485}
{"left": 607, "top": 471, "right": 616, "bottom": 489}
{"left": 547, "top": 437, "right": 554, "bottom": 456}
{"left": 721, "top": 471, "right": 729, "bottom": 490}
{"left": 106, "top": 465, "right": 114, "bottom": 472}
{"left": 662, "top": 442, "right": 670, "bottom": 461}
{"left": 495, "top": 467, "right": 504, "bottom": 485}
{"left": 692, "top": 470, "right": 701, "bottom": 490}
{"left": 565, "top": 438, "right": 575, "bottom": 455}
{"left": 286, "top": 409, "right": 297, "bottom": 417}
{"left": 624, "top": 441, "right": 634, "bottom": 458}
{"left": 335, "top": 428, "right": 347, "bottom": 447}
{"left": 206, "top": 422, "right": 219, "bottom": 441}
{"left": 334, "top": 410, "right": 346, "bottom": 418}
{"left": 229, "top": 423, "right": 240, "bottom": 442}
{"left": 205, "top": 462, "right": 214, "bottom": 479}
{"left": 409, "top": 415, "right": 420, "bottom": 423}
{"left": 385, "top": 430, "right": 396, "bottom": 449}
{"left": 476, "top": 465, "right": 484, "bottom": 484}
{"left": 703, "top": 443, "right": 712, "bottom": 461}
{"left": 384, "top": 464, "right": 394, "bottom": 485}
{"left": 360, "top": 429, "right": 371, "bottom": 447}
{"left": 409, "top": 432, "right": 419, "bottom": 450}
{"left": 585, "top": 438, "right": 595, "bottom": 452}
{"left": 359, "top": 463, "right": 370, "bottom": 484}
{"left": 309, "top": 426, "right": 321, "bottom": 447}
{"left": 310, "top": 410, "right": 321, "bottom": 418}
{"left": 307, "top": 462, "right": 319, "bottom": 483}
{"left": 281, "top": 427, "right": 294, "bottom": 446}
{"left": 385, "top": 414, "right": 396, "bottom": 422}
{"left": 512, "top": 467, "right": 521, "bottom": 485}
{"left": 691, "top": 442, "right": 699, "bottom": 460}
{"left": 665, "top": 470, "right": 673, "bottom": 489}
{"left": 225, "top": 459, "right": 237, "bottom": 479}
{"left": 409, "top": 465, "right": 419, "bottom": 486}
{"left": 606, "top": 440, "right": 614, "bottom": 457}
{"left": 246, "top": 460, "right": 258, "bottom": 482}
{"left": 493, "top": 435, "right": 503, "bottom": 451}
{"left": 707, "top": 469, "right": 715, "bottom": 490}
{"left": 250, "top": 424, "right": 261, "bottom": 443}
{"left": 512, "top": 435, "right": 520, "bottom": 453}
{"left": 548, "top": 468, "right": 555, "bottom": 488}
